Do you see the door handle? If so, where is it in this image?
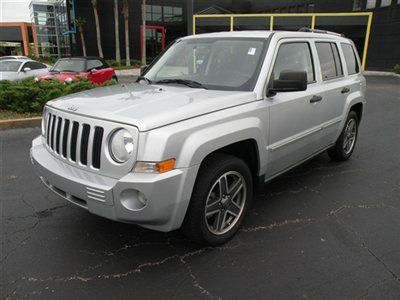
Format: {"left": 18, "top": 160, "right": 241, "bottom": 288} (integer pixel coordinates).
{"left": 309, "top": 95, "right": 323, "bottom": 103}
{"left": 341, "top": 87, "right": 350, "bottom": 94}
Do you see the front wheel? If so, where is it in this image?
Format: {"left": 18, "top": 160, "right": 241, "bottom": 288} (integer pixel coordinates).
{"left": 328, "top": 111, "right": 359, "bottom": 161}
{"left": 182, "top": 154, "right": 253, "bottom": 245}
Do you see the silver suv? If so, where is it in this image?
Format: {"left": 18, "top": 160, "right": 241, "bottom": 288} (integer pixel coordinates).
{"left": 31, "top": 30, "right": 366, "bottom": 245}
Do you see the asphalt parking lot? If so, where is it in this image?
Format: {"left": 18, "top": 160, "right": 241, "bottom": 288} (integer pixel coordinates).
{"left": 1, "top": 76, "right": 399, "bottom": 299}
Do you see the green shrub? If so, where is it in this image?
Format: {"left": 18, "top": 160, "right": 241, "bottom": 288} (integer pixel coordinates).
{"left": 393, "top": 64, "right": 400, "bottom": 74}
{"left": 28, "top": 55, "right": 57, "bottom": 66}
{"left": 0, "top": 78, "right": 115, "bottom": 114}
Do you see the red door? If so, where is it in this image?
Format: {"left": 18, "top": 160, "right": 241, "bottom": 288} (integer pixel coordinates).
{"left": 140, "top": 25, "right": 166, "bottom": 62}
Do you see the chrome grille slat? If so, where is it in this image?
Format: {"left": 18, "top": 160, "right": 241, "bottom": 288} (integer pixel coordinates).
{"left": 50, "top": 114, "right": 56, "bottom": 150}
{"left": 70, "top": 121, "right": 79, "bottom": 162}
{"left": 75, "top": 123, "right": 83, "bottom": 165}
{"left": 55, "top": 117, "right": 62, "bottom": 154}
{"left": 80, "top": 124, "right": 90, "bottom": 166}
{"left": 86, "top": 125, "right": 95, "bottom": 168}
{"left": 44, "top": 112, "right": 104, "bottom": 170}
{"left": 62, "top": 119, "right": 70, "bottom": 158}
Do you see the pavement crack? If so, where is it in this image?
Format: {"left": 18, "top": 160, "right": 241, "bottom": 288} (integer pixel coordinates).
{"left": 335, "top": 218, "right": 400, "bottom": 283}
{"left": 241, "top": 218, "right": 316, "bottom": 232}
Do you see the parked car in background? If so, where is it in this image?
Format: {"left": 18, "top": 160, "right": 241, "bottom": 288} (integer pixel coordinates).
{"left": 37, "top": 57, "right": 117, "bottom": 84}
{"left": 0, "top": 55, "right": 31, "bottom": 60}
{"left": 0, "top": 58, "right": 49, "bottom": 82}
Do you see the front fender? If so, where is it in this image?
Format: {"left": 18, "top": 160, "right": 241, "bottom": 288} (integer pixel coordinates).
{"left": 177, "top": 117, "right": 266, "bottom": 172}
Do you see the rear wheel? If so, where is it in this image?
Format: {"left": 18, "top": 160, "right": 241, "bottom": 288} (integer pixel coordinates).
{"left": 328, "top": 111, "right": 359, "bottom": 161}
{"left": 182, "top": 154, "right": 253, "bottom": 245}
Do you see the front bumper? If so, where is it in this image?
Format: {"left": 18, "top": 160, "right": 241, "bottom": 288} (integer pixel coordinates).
{"left": 30, "top": 136, "right": 199, "bottom": 232}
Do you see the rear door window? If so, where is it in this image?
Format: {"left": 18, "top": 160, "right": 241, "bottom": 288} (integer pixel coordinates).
{"left": 316, "top": 42, "right": 343, "bottom": 80}
{"left": 341, "top": 43, "right": 360, "bottom": 75}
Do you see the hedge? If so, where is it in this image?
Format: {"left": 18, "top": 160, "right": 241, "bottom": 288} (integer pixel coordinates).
{"left": 394, "top": 64, "right": 400, "bottom": 74}
{"left": 0, "top": 78, "right": 115, "bottom": 114}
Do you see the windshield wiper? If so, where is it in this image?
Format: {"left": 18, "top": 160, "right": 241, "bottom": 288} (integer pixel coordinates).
{"left": 155, "top": 79, "right": 207, "bottom": 89}
{"left": 136, "top": 76, "right": 152, "bottom": 84}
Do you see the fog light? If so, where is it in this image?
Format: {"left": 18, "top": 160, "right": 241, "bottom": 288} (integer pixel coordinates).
{"left": 120, "top": 189, "right": 147, "bottom": 211}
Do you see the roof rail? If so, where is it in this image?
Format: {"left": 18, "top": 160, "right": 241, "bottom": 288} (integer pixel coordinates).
{"left": 298, "top": 27, "right": 345, "bottom": 37}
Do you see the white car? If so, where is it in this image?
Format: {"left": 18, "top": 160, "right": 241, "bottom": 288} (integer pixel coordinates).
{"left": 0, "top": 59, "right": 49, "bottom": 82}
{"left": 0, "top": 55, "right": 31, "bottom": 60}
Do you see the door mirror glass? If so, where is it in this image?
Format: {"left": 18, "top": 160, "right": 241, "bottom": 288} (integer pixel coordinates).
{"left": 23, "top": 67, "right": 31, "bottom": 72}
{"left": 268, "top": 71, "right": 307, "bottom": 95}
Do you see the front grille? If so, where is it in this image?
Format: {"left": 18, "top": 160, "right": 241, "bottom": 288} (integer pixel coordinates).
{"left": 45, "top": 112, "right": 104, "bottom": 169}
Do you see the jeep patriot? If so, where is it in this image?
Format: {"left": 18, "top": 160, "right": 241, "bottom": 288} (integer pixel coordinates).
{"left": 31, "top": 30, "right": 366, "bottom": 245}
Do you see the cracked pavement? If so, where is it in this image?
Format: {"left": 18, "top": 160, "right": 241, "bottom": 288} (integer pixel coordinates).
{"left": 1, "top": 76, "right": 400, "bottom": 299}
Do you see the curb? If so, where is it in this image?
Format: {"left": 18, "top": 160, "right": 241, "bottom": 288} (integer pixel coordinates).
{"left": 364, "top": 71, "right": 400, "bottom": 78}
{"left": 115, "top": 68, "right": 140, "bottom": 76}
{"left": 0, "top": 117, "right": 42, "bottom": 131}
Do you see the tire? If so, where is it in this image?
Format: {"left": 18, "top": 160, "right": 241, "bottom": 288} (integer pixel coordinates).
{"left": 328, "top": 111, "right": 359, "bottom": 161}
{"left": 182, "top": 153, "right": 253, "bottom": 246}
{"left": 112, "top": 75, "right": 118, "bottom": 83}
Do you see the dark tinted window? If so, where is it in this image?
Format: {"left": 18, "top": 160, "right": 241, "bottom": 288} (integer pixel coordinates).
{"left": 87, "top": 59, "right": 103, "bottom": 71}
{"left": 331, "top": 44, "right": 343, "bottom": 76}
{"left": 341, "top": 43, "right": 360, "bottom": 75}
{"left": 25, "top": 61, "right": 47, "bottom": 70}
{"left": 316, "top": 42, "right": 343, "bottom": 80}
{"left": 272, "top": 42, "right": 315, "bottom": 83}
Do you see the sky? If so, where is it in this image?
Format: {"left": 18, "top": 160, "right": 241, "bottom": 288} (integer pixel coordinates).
{"left": 0, "top": 0, "right": 31, "bottom": 22}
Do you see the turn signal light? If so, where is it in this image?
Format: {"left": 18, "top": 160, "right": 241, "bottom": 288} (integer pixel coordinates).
{"left": 133, "top": 159, "right": 175, "bottom": 174}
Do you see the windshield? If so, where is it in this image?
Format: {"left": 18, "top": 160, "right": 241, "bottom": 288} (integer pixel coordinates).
{"left": 51, "top": 59, "right": 85, "bottom": 72}
{"left": 144, "top": 38, "right": 267, "bottom": 91}
{"left": 0, "top": 61, "right": 22, "bottom": 72}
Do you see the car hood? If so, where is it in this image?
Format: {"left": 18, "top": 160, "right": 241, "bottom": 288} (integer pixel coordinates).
{"left": 47, "top": 83, "right": 257, "bottom": 131}
{"left": 39, "top": 72, "right": 80, "bottom": 80}
{"left": 0, "top": 71, "right": 18, "bottom": 81}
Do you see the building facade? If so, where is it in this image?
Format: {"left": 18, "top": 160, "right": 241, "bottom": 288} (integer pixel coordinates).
{"left": 28, "top": 0, "right": 399, "bottom": 70}
{"left": 29, "top": 0, "right": 74, "bottom": 57}
{"left": 192, "top": 0, "right": 400, "bottom": 71}
{"left": 72, "top": 0, "right": 187, "bottom": 62}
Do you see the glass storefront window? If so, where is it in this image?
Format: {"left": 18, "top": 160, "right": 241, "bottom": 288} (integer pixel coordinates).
{"left": 380, "top": 0, "right": 392, "bottom": 7}
{"left": 366, "top": 0, "right": 376, "bottom": 9}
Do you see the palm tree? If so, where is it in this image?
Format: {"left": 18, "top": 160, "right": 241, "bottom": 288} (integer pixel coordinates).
{"left": 114, "top": 0, "right": 121, "bottom": 64}
{"left": 122, "top": 0, "right": 130, "bottom": 66}
{"left": 91, "top": 0, "right": 104, "bottom": 57}
{"left": 75, "top": 17, "right": 87, "bottom": 56}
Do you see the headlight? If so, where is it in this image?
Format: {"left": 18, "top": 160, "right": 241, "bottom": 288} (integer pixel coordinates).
{"left": 64, "top": 77, "right": 73, "bottom": 84}
{"left": 109, "top": 129, "right": 135, "bottom": 163}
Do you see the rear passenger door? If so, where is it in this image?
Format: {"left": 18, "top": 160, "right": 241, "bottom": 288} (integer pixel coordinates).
{"left": 313, "top": 41, "right": 348, "bottom": 149}
{"left": 266, "top": 40, "right": 323, "bottom": 177}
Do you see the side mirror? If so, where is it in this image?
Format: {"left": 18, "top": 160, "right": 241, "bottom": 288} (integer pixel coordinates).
{"left": 268, "top": 71, "right": 307, "bottom": 97}
{"left": 23, "top": 67, "right": 32, "bottom": 72}
{"left": 140, "top": 65, "right": 148, "bottom": 76}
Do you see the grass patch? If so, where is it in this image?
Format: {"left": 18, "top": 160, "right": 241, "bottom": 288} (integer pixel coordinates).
{"left": 0, "top": 109, "right": 41, "bottom": 120}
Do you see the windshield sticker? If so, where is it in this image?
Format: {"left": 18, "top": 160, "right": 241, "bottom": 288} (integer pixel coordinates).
{"left": 248, "top": 47, "right": 257, "bottom": 55}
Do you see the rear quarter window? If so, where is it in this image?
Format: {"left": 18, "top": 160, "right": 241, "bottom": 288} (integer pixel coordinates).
{"left": 341, "top": 43, "right": 360, "bottom": 75}
{"left": 315, "top": 42, "right": 343, "bottom": 80}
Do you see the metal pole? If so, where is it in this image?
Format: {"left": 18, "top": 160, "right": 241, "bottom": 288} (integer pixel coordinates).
{"left": 362, "top": 13, "right": 373, "bottom": 71}
{"left": 141, "top": 0, "right": 146, "bottom": 65}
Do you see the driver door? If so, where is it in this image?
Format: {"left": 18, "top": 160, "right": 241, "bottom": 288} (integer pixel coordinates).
{"left": 266, "top": 40, "right": 323, "bottom": 178}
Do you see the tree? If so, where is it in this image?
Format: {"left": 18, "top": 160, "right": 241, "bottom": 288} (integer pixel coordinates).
{"left": 114, "top": 0, "right": 121, "bottom": 64}
{"left": 75, "top": 17, "right": 87, "bottom": 56}
{"left": 91, "top": 0, "right": 103, "bottom": 57}
{"left": 122, "top": 0, "right": 130, "bottom": 66}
